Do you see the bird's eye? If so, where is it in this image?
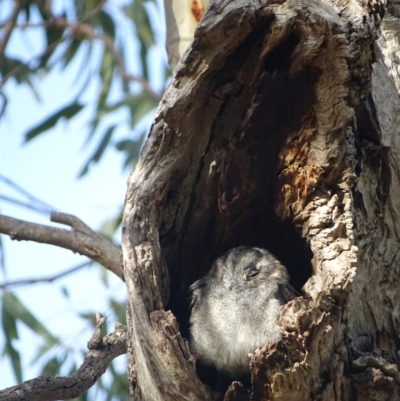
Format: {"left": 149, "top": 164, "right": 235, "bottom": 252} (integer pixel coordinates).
{"left": 247, "top": 269, "right": 259, "bottom": 279}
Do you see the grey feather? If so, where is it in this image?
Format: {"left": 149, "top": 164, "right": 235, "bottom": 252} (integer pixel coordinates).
{"left": 189, "top": 246, "right": 296, "bottom": 377}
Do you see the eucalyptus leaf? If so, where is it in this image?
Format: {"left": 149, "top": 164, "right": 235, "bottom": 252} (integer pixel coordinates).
{"left": 2, "top": 293, "right": 20, "bottom": 342}
{"left": 79, "top": 312, "right": 96, "bottom": 322}
{"left": 2, "top": 292, "right": 58, "bottom": 345}
{"left": 3, "top": 341, "right": 22, "bottom": 383}
{"left": 40, "top": 355, "right": 63, "bottom": 377}
{"left": 32, "top": 340, "right": 59, "bottom": 363}
{"left": 62, "top": 38, "right": 82, "bottom": 69}
{"left": 0, "top": 56, "right": 33, "bottom": 85}
{"left": 0, "top": 235, "right": 5, "bottom": 273}
{"left": 78, "top": 125, "right": 116, "bottom": 177}
{"left": 0, "top": 0, "right": 162, "bottom": 397}
{"left": 106, "top": 361, "right": 130, "bottom": 401}
{"left": 126, "top": 93, "right": 158, "bottom": 127}
{"left": 96, "top": 11, "right": 116, "bottom": 39}
{"left": 124, "top": 0, "right": 155, "bottom": 79}
{"left": 98, "top": 49, "right": 115, "bottom": 109}
{"left": 110, "top": 299, "right": 126, "bottom": 324}
{"left": 2, "top": 293, "right": 22, "bottom": 382}
{"left": 115, "top": 136, "right": 144, "bottom": 169}
{"left": 99, "top": 212, "right": 122, "bottom": 240}
{"left": 24, "top": 102, "right": 84, "bottom": 142}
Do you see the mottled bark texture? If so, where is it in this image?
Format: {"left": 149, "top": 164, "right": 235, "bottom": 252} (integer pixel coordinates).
{"left": 122, "top": 0, "right": 400, "bottom": 400}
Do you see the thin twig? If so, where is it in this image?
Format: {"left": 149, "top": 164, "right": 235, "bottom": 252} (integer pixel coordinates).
{"left": 0, "top": 213, "right": 123, "bottom": 280}
{"left": 51, "top": 211, "right": 93, "bottom": 235}
{"left": 0, "top": 195, "right": 52, "bottom": 215}
{"left": 0, "top": 174, "right": 57, "bottom": 211}
{"left": 0, "top": 315, "right": 127, "bottom": 401}
{"left": 0, "top": 0, "right": 23, "bottom": 63}
{"left": 0, "top": 260, "right": 90, "bottom": 289}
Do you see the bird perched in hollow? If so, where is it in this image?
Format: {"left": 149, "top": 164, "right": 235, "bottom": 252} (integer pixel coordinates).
{"left": 189, "top": 246, "right": 297, "bottom": 378}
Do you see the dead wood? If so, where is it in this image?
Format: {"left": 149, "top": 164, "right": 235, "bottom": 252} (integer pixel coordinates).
{"left": 0, "top": 314, "right": 127, "bottom": 401}
{"left": 121, "top": 0, "right": 400, "bottom": 400}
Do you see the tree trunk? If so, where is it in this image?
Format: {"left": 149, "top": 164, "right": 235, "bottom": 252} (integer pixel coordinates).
{"left": 122, "top": 0, "right": 400, "bottom": 400}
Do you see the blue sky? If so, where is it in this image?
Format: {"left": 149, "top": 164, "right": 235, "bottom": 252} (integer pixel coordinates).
{"left": 0, "top": 0, "right": 167, "bottom": 390}
{"left": 0, "top": 59, "right": 129, "bottom": 388}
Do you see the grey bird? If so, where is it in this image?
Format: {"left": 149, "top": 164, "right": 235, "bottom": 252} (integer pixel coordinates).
{"left": 189, "top": 246, "right": 297, "bottom": 378}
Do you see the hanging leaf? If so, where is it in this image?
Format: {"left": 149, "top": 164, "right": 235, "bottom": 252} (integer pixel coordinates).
{"left": 125, "top": 92, "right": 159, "bottom": 127}
{"left": 60, "top": 286, "right": 70, "bottom": 298}
{"left": 2, "top": 293, "right": 22, "bottom": 382}
{"left": 0, "top": 56, "right": 33, "bottom": 85}
{"left": 115, "top": 135, "right": 145, "bottom": 169}
{"left": 124, "top": 0, "right": 155, "bottom": 79}
{"left": 99, "top": 212, "right": 122, "bottom": 240}
{"left": 98, "top": 49, "right": 115, "bottom": 109}
{"left": 32, "top": 340, "right": 59, "bottom": 363}
{"left": 83, "top": 49, "right": 116, "bottom": 145}
{"left": 78, "top": 312, "right": 96, "bottom": 322}
{"left": 78, "top": 124, "right": 116, "bottom": 177}
{"left": 24, "top": 102, "right": 84, "bottom": 142}
{"left": 40, "top": 354, "right": 64, "bottom": 377}
{"left": 106, "top": 361, "right": 130, "bottom": 401}
{"left": 44, "top": 23, "right": 65, "bottom": 48}
{"left": 110, "top": 299, "right": 126, "bottom": 324}
{"left": 62, "top": 38, "right": 83, "bottom": 69}
{"left": 0, "top": 235, "right": 5, "bottom": 273}
{"left": 124, "top": 0, "right": 155, "bottom": 49}
{"left": 21, "top": 1, "right": 31, "bottom": 21}
{"left": 2, "top": 292, "right": 58, "bottom": 345}
{"left": 3, "top": 341, "right": 22, "bottom": 383}
{"left": 95, "top": 11, "right": 116, "bottom": 39}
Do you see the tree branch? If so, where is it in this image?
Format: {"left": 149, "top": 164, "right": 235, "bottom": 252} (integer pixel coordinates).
{"left": 0, "top": 314, "right": 127, "bottom": 401}
{"left": 51, "top": 211, "right": 93, "bottom": 234}
{"left": 0, "top": 212, "right": 123, "bottom": 280}
{"left": 0, "top": 260, "right": 90, "bottom": 289}
{"left": 0, "top": 0, "right": 22, "bottom": 64}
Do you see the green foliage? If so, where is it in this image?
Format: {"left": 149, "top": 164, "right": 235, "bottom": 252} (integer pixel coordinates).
{"left": 124, "top": 0, "right": 156, "bottom": 80}
{"left": 1, "top": 291, "right": 58, "bottom": 382}
{"left": 0, "top": 0, "right": 170, "bottom": 399}
{"left": 24, "top": 102, "right": 85, "bottom": 142}
{"left": 0, "top": 56, "right": 34, "bottom": 85}
{"left": 1, "top": 0, "right": 168, "bottom": 175}
{"left": 1, "top": 293, "right": 22, "bottom": 382}
{"left": 1, "top": 286, "right": 128, "bottom": 400}
{"left": 79, "top": 124, "right": 117, "bottom": 177}
{"left": 0, "top": 235, "right": 4, "bottom": 273}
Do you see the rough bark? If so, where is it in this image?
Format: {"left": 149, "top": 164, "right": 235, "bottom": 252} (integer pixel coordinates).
{"left": 122, "top": 0, "right": 400, "bottom": 400}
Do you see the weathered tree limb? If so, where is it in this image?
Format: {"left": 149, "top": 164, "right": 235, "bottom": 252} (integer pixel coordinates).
{"left": 0, "top": 314, "right": 127, "bottom": 401}
{"left": 0, "top": 212, "right": 122, "bottom": 279}
{"left": 122, "top": 0, "right": 396, "bottom": 400}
